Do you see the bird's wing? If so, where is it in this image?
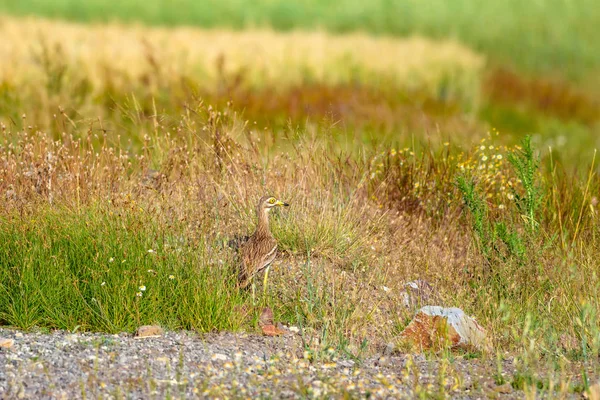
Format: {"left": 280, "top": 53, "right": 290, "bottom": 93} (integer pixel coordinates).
{"left": 255, "top": 244, "right": 278, "bottom": 274}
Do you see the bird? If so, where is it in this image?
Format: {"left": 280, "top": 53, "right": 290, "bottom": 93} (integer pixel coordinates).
{"left": 232, "top": 195, "right": 289, "bottom": 297}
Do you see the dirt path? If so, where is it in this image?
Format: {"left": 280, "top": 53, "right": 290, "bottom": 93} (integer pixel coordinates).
{"left": 0, "top": 328, "right": 587, "bottom": 399}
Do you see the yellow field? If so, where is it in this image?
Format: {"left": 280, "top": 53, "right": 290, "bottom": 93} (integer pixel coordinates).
{"left": 0, "top": 16, "right": 484, "bottom": 99}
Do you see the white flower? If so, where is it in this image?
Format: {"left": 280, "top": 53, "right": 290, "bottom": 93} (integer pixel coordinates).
{"left": 147, "top": 249, "right": 155, "bottom": 253}
{"left": 108, "top": 258, "right": 114, "bottom": 263}
{"left": 101, "top": 282, "right": 106, "bottom": 286}
{"left": 136, "top": 292, "right": 143, "bottom": 297}
{"left": 496, "top": 154, "right": 503, "bottom": 160}
{"left": 139, "top": 285, "right": 146, "bottom": 291}
{"left": 507, "top": 193, "right": 515, "bottom": 200}
{"left": 480, "top": 145, "right": 486, "bottom": 151}
{"left": 168, "top": 275, "right": 175, "bottom": 280}
{"left": 481, "top": 155, "right": 488, "bottom": 162}
{"left": 382, "top": 286, "right": 391, "bottom": 293}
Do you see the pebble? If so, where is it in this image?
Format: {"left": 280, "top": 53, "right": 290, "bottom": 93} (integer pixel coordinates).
{"left": 0, "top": 328, "right": 589, "bottom": 399}
{"left": 135, "top": 325, "right": 164, "bottom": 338}
{"left": 212, "top": 353, "right": 229, "bottom": 361}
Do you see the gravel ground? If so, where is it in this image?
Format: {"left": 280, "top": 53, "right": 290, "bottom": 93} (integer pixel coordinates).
{"left": 0, "top": 328, "right": 590, "bottom": 399}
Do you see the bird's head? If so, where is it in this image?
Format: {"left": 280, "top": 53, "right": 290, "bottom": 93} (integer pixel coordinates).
{"left": 259, "top": 195, "right": 289, "bottom": 212}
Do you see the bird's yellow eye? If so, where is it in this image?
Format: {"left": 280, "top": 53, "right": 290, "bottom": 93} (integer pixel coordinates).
{"left": 268, "top": 198, "right": 276, "bottom": 204}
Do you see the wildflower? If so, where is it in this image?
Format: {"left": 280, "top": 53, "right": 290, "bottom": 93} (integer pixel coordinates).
{"left": 498, "top": 205, "right": 505, "bottom": 209}
{"left": 108, "top": 257, "right": 114, "bottom": 263}
{"left": 147, "top": 269, "right": 155, "bottom": 274}
{"left": 481, "top": 155, "right": 488, "bottom": 162}
{"left": 101, "top": 282, "right": 106, "bottom": 286}
{"left": 147, "top": 249, "right": 155, "bottom": 253}
{"left": 507, "top": 193, "right": 515, "bottom": 200}
{"left": 496, "top": 154, "right": 503, "bottom": 160}
{"left": 169, "top": 275, "right": 175, "bottom": 280}
{"left": 136, "top": 292, "right": 143, "bottom": 297}
{"left": 480, "top": 145, "right": 486, "bottom": 151}
{"left": 139, "top": 285, "right": 146, "bottom": 291}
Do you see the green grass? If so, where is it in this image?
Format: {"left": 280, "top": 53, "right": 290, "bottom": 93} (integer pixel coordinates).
{"left": 1, "top": 0, "right": 600, "bottom": 81}
{"left": 0, "top": 205, "right": 246, "bottom": 332}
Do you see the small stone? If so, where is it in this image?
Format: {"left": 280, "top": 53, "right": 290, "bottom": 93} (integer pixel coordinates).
{"left": 0, "top": 338, "right": 14, "bottom": 349}
{"left": 135, "top": 325, "right": 164, "bottom": 338}
{"left": 338, "top": 360, "right": 355, "bottom": 368}
{"left": 212, "top": 353, "right": 228, "bottom": 361}
{"left": 261, "top": 324, "right": 285, "bottom": 337}
{"left": 15, "top": 332, "right": 23, "bottom": 338}
{"left": 288, "top": 326, "right": 300, "bottom": 333}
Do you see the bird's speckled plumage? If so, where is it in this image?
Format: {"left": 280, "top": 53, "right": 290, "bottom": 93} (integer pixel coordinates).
{"left": 236, "top": 195, "right": 288, "bottom": 289}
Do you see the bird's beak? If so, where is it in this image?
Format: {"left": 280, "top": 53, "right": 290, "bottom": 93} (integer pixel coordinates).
{"left": 275, "top": 200, "right": 289, "bottom": 207}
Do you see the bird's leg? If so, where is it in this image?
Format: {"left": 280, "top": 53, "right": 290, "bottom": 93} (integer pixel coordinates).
{"left": 262, "top": 265, "right": 271, "bottom": 297}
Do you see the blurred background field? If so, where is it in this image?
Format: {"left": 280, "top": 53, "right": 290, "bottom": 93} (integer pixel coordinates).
{"left": 0, "top": 14, "right": 599, "bottom": 160}
{"left": 2, "top": 0, "right": 600, "bottom": 82}
{"left": 1, "top": 1, "right": 600, "bottom": 393}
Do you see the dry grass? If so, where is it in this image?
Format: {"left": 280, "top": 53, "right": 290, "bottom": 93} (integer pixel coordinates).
{"left": 1, "top": 102, "right": 599, "bottom": 356}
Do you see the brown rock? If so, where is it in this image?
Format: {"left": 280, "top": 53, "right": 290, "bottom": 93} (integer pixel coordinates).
{"left": 398, "top": 306, "right": 489, "bottom": 352}
{"left": 261, "top": 324, "right": 285, "bottom": 337}
{"left": 399, "top": 312, "right": 460, "bottom": 351}
{"left": 0, "top": 338, "right": 14, "bottom": 349}
{"left": 135, "top": 325, "right": 164, "bottom": 338}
